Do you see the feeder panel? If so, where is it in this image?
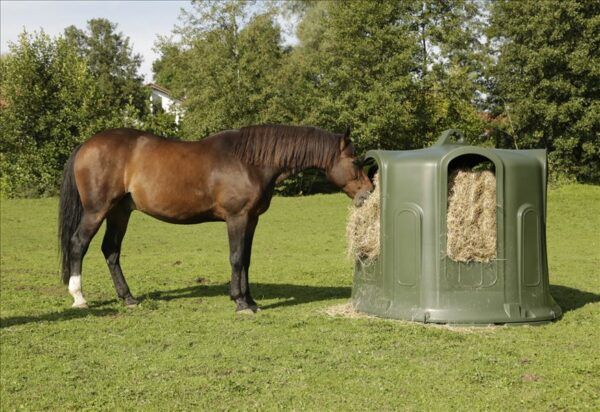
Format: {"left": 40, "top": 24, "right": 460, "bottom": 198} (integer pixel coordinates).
{"left": 352, "top": 130, "right": 561, "bottom": 324}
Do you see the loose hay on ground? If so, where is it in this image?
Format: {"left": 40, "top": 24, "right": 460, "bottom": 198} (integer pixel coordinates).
{"left": 323, "top": 303, "right": 374, "bottom": 319}
{"left": 346, "top": 173, "right": 380, "bottom": 262}
{"left": 446, "top": 168, "right": 497, "bottom": 263}
{"left": 323, "top": 303, "right": 501, "bottom": 333}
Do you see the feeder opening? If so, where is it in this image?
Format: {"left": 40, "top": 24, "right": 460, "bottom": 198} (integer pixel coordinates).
{"left": 446, "top": 154, "right": 497, "bottom": 263}
{"left": 346, "top": 159, "right": 380, "bottom": 263}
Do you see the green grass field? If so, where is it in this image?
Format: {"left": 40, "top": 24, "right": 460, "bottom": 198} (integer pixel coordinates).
{"left": 1, "top": 185, "right": 599, "bottom": 411}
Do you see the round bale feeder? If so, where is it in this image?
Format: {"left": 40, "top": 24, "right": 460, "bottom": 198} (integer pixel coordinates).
{"left": 351, "top": 130, "right": 562, "bottom": 325}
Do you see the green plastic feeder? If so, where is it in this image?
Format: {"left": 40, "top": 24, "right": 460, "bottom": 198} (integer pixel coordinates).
{"left": 352, "top": 130, "right": 562, "bottom": 325}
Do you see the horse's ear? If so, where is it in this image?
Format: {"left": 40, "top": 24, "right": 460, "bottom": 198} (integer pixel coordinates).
{"left": 340, "top": 127, "right": 351, "bottom": 151}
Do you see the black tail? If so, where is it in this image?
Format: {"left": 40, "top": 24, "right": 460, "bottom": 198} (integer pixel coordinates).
{"left": 58, "top": 145, "right": 83, "bottom": 285}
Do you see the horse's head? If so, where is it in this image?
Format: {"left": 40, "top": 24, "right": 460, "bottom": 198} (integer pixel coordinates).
{"left": 326, "top": 129, "right": 374, "bottom": 203}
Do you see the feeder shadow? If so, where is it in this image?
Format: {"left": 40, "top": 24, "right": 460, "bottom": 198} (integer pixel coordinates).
{"left": 550, "top": 284, "right": 600, "bottom": 313}
{"left": 141, "top": 282, "right": 351, "bottom": 310}
{"left": 0, "top": 307, "right": 120, "bottom": 329}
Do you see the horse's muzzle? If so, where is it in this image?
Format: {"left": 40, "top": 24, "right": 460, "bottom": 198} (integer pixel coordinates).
{"left": 353, "top": 190, "right": 371, "bottom": 207}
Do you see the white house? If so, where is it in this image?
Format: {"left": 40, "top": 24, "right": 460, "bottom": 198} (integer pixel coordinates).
{"left": 146, "top": 83, "right": 183, "bottom": 124}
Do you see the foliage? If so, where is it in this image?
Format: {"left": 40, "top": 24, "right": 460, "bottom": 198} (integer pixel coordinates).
{"left": 0, "top": 24, "right": 178, "bottom": 197}
{"left": 1, "top": 186, "right": 599, "bottom": 409}
{"left": 64, "top": 18, "right": 148, "bottom": 122}
{"left": 155, "top": 1, "right": 283, "bottom": 139}
{"left": 487, "top": 0, "right": 600, "bottom": 182}
{"left": 0, "top": 32, "right": 93, "bottom": 196}
{"left": 275, "top": 0, "right": 488, "bottom": 151}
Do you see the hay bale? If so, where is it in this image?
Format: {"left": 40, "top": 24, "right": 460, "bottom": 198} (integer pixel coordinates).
{"left": 446, "top": 168, "right": 497, "bottom": 263}
{"left": 346, "top": 173, "right": 380, "bottom": 263}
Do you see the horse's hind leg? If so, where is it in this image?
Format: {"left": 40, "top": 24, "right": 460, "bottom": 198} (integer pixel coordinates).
{"left": 241, "top": 216, "right": 258, "bottom": 309}
{"left": 69, "top": 211, "right": 105, "bottom": 308}
{"left": 101, "top": 201, "right": 138, "bottom": 306}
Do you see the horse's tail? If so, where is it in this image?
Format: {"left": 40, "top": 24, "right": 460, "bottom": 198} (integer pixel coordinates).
{"left": 58, "top": 145, "right": 83, "bottom": 285}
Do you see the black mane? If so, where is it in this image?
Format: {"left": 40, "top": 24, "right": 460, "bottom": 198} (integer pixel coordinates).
{"left": 232, "top": 125, "right": 341, "bottom": 171}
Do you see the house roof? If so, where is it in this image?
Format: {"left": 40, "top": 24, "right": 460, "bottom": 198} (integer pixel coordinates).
{"left": 146, "top": 83, "right": 182, "bottom": 103}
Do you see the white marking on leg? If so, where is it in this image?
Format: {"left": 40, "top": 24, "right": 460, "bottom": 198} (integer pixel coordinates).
{"left": 68, "top": 275, "right": 87, "bottom": 308}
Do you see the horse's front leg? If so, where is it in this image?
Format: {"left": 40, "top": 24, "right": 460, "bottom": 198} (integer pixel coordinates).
{"left": 226, "top": 214, "right": 259, "bottom": 313}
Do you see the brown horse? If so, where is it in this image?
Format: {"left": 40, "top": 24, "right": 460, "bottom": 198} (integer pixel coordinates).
{"left": 58, "top": 125, "right": 373, "bottom": 312}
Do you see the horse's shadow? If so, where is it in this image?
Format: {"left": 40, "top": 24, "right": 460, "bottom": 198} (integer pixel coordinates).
{"left": 0, "top": 307, "right": 120, "bottom": 329}
{"left": 140, "top": 282, "right": 351, "bottom": 311}
{"left": 0, "top": 282, "right": 350, "bottom": 328}
{"left": 2, "top": 283, "right": 597, "bottom": 329}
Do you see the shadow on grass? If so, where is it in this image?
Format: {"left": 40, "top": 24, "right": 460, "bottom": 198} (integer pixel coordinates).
{"left": 0, "top": 307, "right": 119, "bottom": 329}
{"left": 142, "top": 282, "right": 351, "bottom": 310}
{"left": 0, "top": 283, "right": 350, "bottom": 328}
{"left": 2, "top": 284, "right": 595, "bottom": 328}
{"left": 550, "top": 284, "right": 600, "bottom": 313}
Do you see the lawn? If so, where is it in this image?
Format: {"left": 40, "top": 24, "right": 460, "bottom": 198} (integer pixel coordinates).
{"left": 1, "top": 185, "right": 599, "bottom": 411}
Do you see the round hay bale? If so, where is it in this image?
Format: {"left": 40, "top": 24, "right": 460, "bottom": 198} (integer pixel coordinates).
{"left": 446, "top": 168, "right": 497, "bottom": 263}
{"left": 346, "top": 173, "right": 380, "bottom": 263}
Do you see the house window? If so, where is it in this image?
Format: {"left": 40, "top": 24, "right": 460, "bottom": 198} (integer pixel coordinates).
{"left": 151, "top": 94, "right": 164, "bottom": 114}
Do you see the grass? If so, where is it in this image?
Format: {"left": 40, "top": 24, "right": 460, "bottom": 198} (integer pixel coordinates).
{"left": 1, "top": 185, "right": 599, "bottom": 411}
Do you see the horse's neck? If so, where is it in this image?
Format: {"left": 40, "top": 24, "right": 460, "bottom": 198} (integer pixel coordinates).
{"left": 272, "top": 160, "right": 327, "bottom": 185}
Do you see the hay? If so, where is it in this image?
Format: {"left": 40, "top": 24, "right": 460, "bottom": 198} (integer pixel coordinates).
{"left": 323, "top": 303, "right": 501, "bottom": 332}
{"left": 346, "top": 168, "right": 496, "bottom": 264}
{"left": 446, "top": 168, "right": 497, "bottom": 263}
{"left": 346, "top": 173, "right": 380, "bottom": 263}
{"left": 323, "top": 303, "right": 374, "bottom": 319}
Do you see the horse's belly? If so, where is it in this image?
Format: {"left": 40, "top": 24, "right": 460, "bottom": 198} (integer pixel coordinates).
{"left": 140, "top": 208, "right": 221, "bottom": 224}
{"left": 129, "top": 180, "right": 220, "bottom": 223}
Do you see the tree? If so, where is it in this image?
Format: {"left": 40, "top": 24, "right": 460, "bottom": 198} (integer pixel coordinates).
{"left": 0, "top": 31, "right": 93, "bottom": 196}
{"left": 153, "top": 0, "right": 284, "bottom": 139}
{"left": 64, "top": 18, "right": 148, "bottom": 130}
{"left": 410, "top": 0, "right": 489, "bottom": 144}
{"left": 0, "top": 24, "right": 165, "bottom": 197}
{"left": 152, "top": 39, "right": 187, "bottom": 95}
{"left": 487, "top": 0, "right": 600, "bottom": 182}
{"left": 273, "top": 0, "right": 487, "bottom": 151}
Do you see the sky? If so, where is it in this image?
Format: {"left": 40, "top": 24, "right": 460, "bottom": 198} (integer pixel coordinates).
{"left": 1, "top": 0, "right": 192, "bottom": 82}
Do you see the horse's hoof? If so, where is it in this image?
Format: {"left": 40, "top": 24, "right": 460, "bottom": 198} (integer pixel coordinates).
{"left": 236, "top": 308, "right": 255, "bottom": 315}
{"left": 72, "top": 302, "right": 88, "bottom": 309}
{"left": 124, "top": 297, "right": 139, "bottom": 307}
{"left": 250, "top": 305, "right": 261, "bottom": 312}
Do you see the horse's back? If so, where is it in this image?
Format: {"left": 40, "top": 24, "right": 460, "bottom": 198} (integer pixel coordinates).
{"left": 72, "top": 127, "right": 270, "bottom": 223}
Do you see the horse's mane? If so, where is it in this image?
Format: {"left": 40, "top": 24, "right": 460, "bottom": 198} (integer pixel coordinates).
{"left": 232, "top": 125, "right": 341, "bottom": 170}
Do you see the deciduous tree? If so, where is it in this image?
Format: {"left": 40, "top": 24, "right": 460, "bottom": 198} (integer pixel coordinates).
{"left": 487, "top": 0, "right": 600, "bottom": 181}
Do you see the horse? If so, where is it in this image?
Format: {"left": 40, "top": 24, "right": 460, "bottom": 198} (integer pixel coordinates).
{"left": 58, "top": 125, "right": 373, "bottom": 312}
